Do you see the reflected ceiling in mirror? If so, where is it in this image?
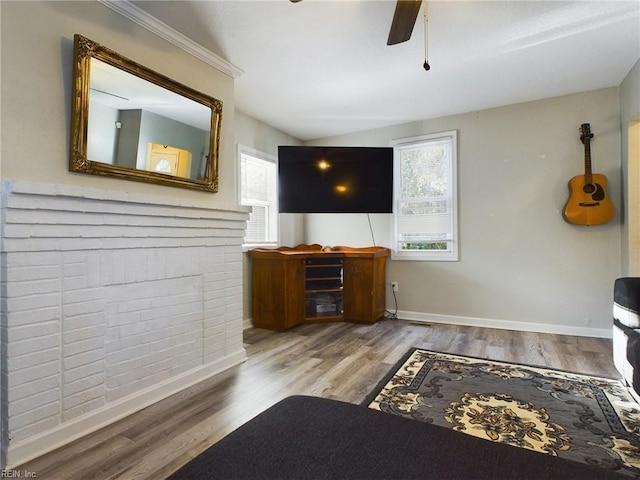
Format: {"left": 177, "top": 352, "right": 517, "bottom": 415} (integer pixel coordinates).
{"left": 70, "top": 34, "right": 222, "bottom": 192}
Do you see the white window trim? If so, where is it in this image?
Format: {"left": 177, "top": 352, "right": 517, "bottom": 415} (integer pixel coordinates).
{"left": 390, "top": 130, "right": 459, "bottom": 261}
{"left": 237, "top": 144, "right": 279, "bottom": 250}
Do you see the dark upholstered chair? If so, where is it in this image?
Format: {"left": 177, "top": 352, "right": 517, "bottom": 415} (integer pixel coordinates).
{"left": 612, "top": 277, "right": 640, "bottom": 401}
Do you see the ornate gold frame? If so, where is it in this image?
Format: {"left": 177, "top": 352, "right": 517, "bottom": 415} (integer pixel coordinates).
{"left": 69, "top": 34, "right": 222, "bottom": 192}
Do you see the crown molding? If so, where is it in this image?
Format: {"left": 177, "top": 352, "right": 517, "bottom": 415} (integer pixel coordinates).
{"left": 98, "top": 0, "right": 244, "bottom": 79}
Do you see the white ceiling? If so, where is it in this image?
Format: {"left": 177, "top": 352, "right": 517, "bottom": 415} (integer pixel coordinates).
{"left": 130, "top": 0, "right": 639, "bottom": 141}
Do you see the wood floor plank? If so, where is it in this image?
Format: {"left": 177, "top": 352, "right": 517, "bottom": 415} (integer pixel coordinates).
{"left": 16, "top": 319, "right": 620, "bottom": 479}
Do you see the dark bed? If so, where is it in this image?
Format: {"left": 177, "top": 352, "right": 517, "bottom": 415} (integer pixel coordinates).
{"left": 168, "top": 395, "right": 628, "bottom": 480}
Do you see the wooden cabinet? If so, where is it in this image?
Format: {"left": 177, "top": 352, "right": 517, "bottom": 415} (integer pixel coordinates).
{"left": 304, "top": 256, "right": 344, "bottom": 322}
{"left": 249, "top": 255, "right": 305, "bottom": 331}
{"left": 342, "top": 252, "right": 387, "bottom": 323}
{"left": 248, "top": 244, "right": 389, "bottom": 331}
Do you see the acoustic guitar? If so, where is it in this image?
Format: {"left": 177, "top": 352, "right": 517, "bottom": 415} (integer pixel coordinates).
{"left": 562, "top": 123, "right": 615, "bottom": 226}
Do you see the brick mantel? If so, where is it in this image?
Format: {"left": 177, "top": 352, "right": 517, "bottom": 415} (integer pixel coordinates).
{"left": 0, "top": 181, "right": 250, "bottom": 467}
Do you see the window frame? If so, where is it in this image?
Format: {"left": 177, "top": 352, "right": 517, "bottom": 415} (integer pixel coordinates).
{"left": 237, "top": 144, "right": 279, "bottom": 249}
{"left": 391, "top": 130, "right": 459, "bottom": 261}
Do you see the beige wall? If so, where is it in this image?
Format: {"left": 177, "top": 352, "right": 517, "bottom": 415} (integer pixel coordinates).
{"left": 1, "top": 1, "right": 237, "bottom": 206}
{"left": 627, "top": 120, "right": 640, "bottom": 276}
{"left": 620, "top": 59, "right": 640, "bottom": 276}
{"left": 305, "top": 88, "right": 623, "bottom": 336}
{"left": 234, "top": 111, "right": 305, "bottom": 324}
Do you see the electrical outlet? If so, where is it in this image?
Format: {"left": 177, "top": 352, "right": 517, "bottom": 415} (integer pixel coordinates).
{"left": 391, "top": 281, "right": 399, "bottom": 293}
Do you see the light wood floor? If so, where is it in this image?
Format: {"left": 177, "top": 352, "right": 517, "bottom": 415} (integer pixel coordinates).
{"left": 17, "top": 319, "right": 619, "bottom": 479}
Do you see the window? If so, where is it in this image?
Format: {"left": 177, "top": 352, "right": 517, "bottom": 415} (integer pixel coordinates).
{"left": 391, "top": 131, "right": 458, "bottom": 261}
{"left": 238, "top": 145, "right": 278, "bottom": 246}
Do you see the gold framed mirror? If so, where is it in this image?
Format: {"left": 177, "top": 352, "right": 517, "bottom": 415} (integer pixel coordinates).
{"left": 69, "top": 34, "right": 222, "bottom": 192}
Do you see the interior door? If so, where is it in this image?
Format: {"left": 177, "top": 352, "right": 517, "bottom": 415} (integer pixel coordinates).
{"left": 146, "top": 143, "right": 192, "bottom": 177}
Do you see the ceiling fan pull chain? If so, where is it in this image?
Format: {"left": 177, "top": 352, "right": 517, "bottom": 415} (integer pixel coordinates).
{"left": 423, "top": 1, "right": 431, "bottom": 71}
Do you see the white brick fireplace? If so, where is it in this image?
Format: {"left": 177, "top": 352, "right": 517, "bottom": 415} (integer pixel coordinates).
{"left": 0, "top": 181, "right": 250, "bottom": 467}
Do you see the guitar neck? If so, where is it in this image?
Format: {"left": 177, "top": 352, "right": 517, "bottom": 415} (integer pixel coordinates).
{"left": 584, "top": 140, "right": 593, "bottom": 184}
{"left": 581, "top": 123, "right": 593, "bottom": 185}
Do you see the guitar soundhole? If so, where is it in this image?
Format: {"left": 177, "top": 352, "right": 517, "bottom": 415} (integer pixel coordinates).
{"left": 583, "top": 183, "right": 596, "bottom": 195}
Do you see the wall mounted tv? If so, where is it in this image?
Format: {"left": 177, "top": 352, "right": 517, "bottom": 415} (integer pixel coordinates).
{"left": 278, "top": 146, "right": 393, "bottom": 214}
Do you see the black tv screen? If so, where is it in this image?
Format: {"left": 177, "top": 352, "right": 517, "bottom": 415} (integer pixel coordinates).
{"left": 278, "top": 146, "right": 393, "bottom": 213}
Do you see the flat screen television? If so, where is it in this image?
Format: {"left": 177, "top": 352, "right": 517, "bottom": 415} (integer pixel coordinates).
{"left": 278, "top": 146, "right": 393, "bottom": 213}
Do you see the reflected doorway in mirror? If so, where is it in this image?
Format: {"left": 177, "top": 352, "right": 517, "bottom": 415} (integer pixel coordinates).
{"left": 146, "top": 143, "right": 192, "bottom": 177}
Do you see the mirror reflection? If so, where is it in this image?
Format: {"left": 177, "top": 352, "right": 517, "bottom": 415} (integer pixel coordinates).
{"left": 70, "top": 34, "right": 222, "bottom": 192}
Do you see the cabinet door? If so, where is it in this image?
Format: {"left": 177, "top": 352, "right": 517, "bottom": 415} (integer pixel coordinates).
{"left": 370, "top": 255, "right": 387, "bottom": 321}
{"left": 343, "top": 256, "right": 387, "bottom": 323}
{"left": 252, "top": 258, "right": 305, "bottom": 330}
{"left": 343, "top": 258, "right": 373, "bottom": 322}
{"left": 304, "top": 258, "right": 343, "bottom": 321}
{"left": 284, "top": 259, "right": 306, "bottom": 329}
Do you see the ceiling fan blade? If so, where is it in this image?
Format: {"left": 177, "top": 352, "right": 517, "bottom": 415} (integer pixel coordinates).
{"left": 387, "top": 0, "right": 422, "bottom": 45}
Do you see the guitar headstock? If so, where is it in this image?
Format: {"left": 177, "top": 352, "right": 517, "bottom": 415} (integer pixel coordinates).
{"left": 580, "top": 123, "right": 593, "bottom": 144}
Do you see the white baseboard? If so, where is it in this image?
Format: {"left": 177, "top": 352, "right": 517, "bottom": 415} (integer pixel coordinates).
{"left": 393, "top": 309, "right": 612, "bottom": 339}
{"left": 6, "top": 349, "right": 247, "bottom": 469}
{"left": 245, "top": 312, "right": 611, "bottom": 338}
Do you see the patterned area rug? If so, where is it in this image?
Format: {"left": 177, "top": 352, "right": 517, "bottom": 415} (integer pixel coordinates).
{"left": 363, "top": 348, "right": 640, "bottom": 477}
